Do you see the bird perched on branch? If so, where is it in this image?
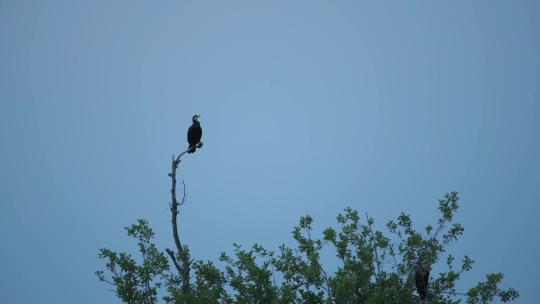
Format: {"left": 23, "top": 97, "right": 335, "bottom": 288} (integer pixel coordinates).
{"left": 415, "top": 258, "right": 430, "bottom": 303}
{"left": 187, "top": 115, "right": 203, "bottom": 153}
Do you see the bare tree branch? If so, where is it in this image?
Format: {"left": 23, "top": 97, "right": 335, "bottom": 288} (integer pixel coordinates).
{"left": 166, "top": 248, "right": 182, "bottom": 273}
{"left": 170, "top": 153, "right": 185, "bottom": 254}
{"left": 166, "top": 146, "right": 200, "bottom": 293}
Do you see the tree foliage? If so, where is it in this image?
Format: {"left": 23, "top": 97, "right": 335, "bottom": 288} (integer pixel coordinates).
{"left": 96, "top": 192, "right": 518, "bottom": 303}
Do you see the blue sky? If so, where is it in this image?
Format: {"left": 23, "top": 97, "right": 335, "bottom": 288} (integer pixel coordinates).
{"left": 1, "top": 1, "right": 539, "bottom": 303}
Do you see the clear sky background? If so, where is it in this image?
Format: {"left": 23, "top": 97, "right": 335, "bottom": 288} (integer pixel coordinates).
{"left": 1, "top": 1, "right": 539, "bottom": 303}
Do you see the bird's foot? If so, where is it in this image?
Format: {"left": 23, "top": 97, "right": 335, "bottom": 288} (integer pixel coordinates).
{"left": 196, "top": 142, "right": 203, "bottom": 149}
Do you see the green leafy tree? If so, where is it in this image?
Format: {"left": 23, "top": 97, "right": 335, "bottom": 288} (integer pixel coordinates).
{"left": 97, "top": 153, "right": 518, "bottom": 304}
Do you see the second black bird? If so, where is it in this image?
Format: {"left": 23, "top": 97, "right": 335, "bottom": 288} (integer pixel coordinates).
{"left": 415, "top": 260, "right": 430, "bottom": 303}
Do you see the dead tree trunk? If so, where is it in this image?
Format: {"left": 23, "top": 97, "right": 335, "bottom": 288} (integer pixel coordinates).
{"left": 166, "top": 150, "right": 193, "bottom": 294}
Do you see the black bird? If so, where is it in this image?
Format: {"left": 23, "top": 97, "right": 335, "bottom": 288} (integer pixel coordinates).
{"left": 415, "top": 260, "right": 430, "bottom": 303}
{"left": 187, "top": 115, "right": 202, "bottom": 153}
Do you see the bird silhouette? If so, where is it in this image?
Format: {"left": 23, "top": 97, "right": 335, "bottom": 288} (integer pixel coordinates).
{"left": 415, "top": 259, "right": 430, "bottom": 303}
{"left": 187, "top": 115, "right": 202, "bottom": 153}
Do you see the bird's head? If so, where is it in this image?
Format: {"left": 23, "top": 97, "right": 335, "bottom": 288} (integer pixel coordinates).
{"left": 192, "top": 115, "right": 200, "bottom": 122}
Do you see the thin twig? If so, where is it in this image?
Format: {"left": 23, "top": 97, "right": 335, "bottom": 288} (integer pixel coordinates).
{"left": 366, "top": 212, "right": 382, "bottom": 278}
{"left": 320, "top": 266, "right": 334, "bottom": 302}
{"left": 99, "top": 278, "right": 116, "bottom": 286}
{"left": 435, "top": 289, "right": 468, "bottom": 296}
